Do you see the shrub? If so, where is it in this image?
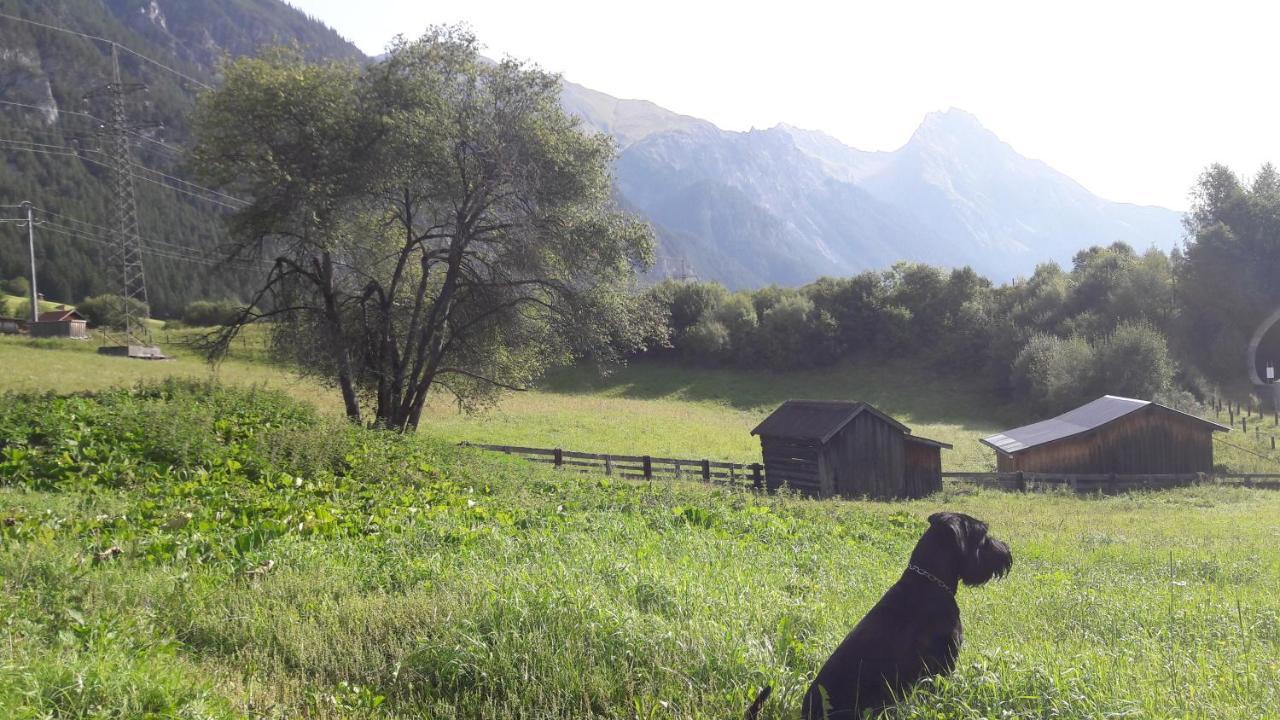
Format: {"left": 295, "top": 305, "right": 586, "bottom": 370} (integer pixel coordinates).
{"left": 2, "top": 275, "right": 29, "bottom": 296}
{"left": 1095, "top": 320, "right": 1175, "bottom": 400}
{"left": 181, "top": 299, "right": 243, "bottom": 327}
{"left": 682, "top": 319, "right": 731, "bottom": 363}
{"left": 1012, "top": 333, "right": 1098, "bottom": 414}
{"left": 78, "top": 294, "right": 148, "bottom": 329}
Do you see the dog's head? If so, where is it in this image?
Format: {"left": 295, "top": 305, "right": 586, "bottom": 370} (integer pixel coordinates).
{"left": 921, "top": 511, "right": 1012, "bottom": 587}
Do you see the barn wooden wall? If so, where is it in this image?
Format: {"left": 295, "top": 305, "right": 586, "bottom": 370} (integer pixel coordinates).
{"left": 825, "top": 413, "right": 906, "bottom": 500}
{"left": 996, "top": 406, "right": 1216, "bottom": 474}
{"left": 759, "top": 437, "right": 824, "bottom": 495}
{"left": 903, "top": 440, "right": 943, "bottom": 498}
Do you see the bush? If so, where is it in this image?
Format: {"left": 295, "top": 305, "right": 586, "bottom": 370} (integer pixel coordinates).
{"left": 2, "top": 275, "right": 29, "bottom": 297}
{"left": 1012, "top": 333, "right": 1098, "bottom": 414}
{"left": 181, "top": 299, "right": 243, "bottom": 327}
{"left": 682, "top": 319, "right": 731, "bottom": 363}
{"left": 0, "top": 295, "right": 9, "bottom": 318}
{"left": 1095, "top": 320, "right": 1175, "bottom": 400}
{"left": 78, "top": 294, "right": 149, "bottom": 329}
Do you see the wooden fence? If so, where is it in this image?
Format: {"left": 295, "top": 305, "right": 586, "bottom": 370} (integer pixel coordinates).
{"left": 942, "top": 471, "right": 1280, "bottom": 493}
{"left": 462, "top": 443, "right": 764, "bottom": 488}
{"left": 462, "top": 443, "right": 1280, "bottom": 495}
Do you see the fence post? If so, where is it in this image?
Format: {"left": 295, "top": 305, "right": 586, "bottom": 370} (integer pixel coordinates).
{"left": 1016, "top": 471, "right": 1026, "bottom": 492}
{"left": 604, "top": 454, "right": 613, "bottom": 476}
{"left": 554, "top": 448, "right": 563, "bottom": 468}
{"left": 643, "top": 456, "right": 652, "bottom": 480}
{"left": 702, "top": 459, "right": 711, "bottom": 482}
{"left": 751, "top": 463, "right": 764, "bottom": 491}
{"left": 1243, "top": 417, "right": 1248, "bottom": 433}
{"left": 729, "top": 464, "right": 737, "bottom": 484}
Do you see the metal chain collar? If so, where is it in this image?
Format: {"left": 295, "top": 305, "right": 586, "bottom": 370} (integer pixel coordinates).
{"left": 907, "top": 564, "right": 955, "bottom": 594}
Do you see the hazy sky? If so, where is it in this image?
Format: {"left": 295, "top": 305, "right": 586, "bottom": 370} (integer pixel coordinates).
{"left": 288, "top": 0, "right": 1280, "bottom": 211}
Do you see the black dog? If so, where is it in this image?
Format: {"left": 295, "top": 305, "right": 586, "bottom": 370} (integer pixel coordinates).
{"left": 794, "top": 512, "right": 1012, "bottom": 719}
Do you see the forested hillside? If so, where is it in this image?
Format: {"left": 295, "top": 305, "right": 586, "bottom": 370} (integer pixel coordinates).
{"left": 0, "top": 0, "right": 361, "bottom": 315}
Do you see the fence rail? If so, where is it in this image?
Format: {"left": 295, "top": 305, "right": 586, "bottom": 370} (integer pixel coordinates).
{"left": 462, "top": 443, "right": 1280, "bottom": 494}
{"left": 462, "top": 442, "right": 764, "bottom": 488}
{"left": 941, "top": 471, "right": 1280, "bottom": 493}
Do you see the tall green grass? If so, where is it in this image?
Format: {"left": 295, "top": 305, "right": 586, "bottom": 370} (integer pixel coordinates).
{"left": 2, "top": 382, "right": 1278, "bottom": 718}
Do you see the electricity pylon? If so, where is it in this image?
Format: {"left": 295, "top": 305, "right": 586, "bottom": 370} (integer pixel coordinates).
{"left": 84, "top": 43, "right": 152, "bottom": 350}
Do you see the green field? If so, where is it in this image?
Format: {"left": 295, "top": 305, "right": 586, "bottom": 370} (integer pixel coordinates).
{"left": 2, "top": 380, "right": 1279, "bottom": 719}
{"left": 4, "top": 334, "right": 1280, "bottom": 474}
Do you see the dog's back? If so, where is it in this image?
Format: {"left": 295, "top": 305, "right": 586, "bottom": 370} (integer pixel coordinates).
{"left": 801, "top": 577, "right": 962, "bottom": 718}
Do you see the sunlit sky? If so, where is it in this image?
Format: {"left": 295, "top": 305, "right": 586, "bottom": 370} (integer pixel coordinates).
{"left": 288, "top": 0, "right": 1280, "bottom": 211}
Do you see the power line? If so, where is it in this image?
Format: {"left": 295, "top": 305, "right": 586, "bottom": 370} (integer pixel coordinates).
{"left": 0, "top": 140, "right": 245, "bottom": 209}
{"left": 0, "top": 10, "right": 212, "bottom": 91}
{"left": 0, "top": 98, "right": 102, "bottom": 123}
{"left": 36, "top": 208, "right": 115, "bottom": 235}
{"left": 38, "top": 216, "right": 267, "bottom": 270}
{"left": 0, "top": 99, "right": 187, "bottom": 159}
{"left": 126, "top": 161, "right": 248, "bottom": 207}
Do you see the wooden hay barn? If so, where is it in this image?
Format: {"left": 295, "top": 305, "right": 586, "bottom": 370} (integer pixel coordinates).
{"left": 751, "top": 400, "right": 952, "bottom": 500}
{"left": 981, "top": 395, "right": 1229, "bottom": 475}
{"left": 29, "top": 307, "right": 87, "bottom": 339}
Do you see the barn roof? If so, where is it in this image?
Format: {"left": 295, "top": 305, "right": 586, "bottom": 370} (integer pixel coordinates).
{"left": 981, "top": 395, "right": 1229, "bottom": 455}
{"left": 36, "top": 307, "right": 84, "bottom": 323}
{"left": 752, "top": 400, "right": 908, "bottom": 443}
{"left": 905, "top": 434, "right": 954, "bottom": 450}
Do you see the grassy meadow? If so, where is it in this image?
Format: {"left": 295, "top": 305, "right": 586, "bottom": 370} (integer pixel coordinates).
{"left": 4, "top": 331, "right": 1280, "bottom": 473}
{"left": 1, "top": 380, "right": 1279, "bottom": 720}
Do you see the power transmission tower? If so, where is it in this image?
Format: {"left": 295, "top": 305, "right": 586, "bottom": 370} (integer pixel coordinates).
{"left": 84, "top": 43, "right": 156, "bottom": 353}
{"left": 671, "top": 256, "right": 699, "bottom": 283}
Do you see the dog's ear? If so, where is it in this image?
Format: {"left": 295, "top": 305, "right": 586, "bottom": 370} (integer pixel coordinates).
{"left": 928, "top": 512, "right": 967, "bottom": 554}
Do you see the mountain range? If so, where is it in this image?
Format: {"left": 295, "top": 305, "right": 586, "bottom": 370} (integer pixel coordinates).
{"left": 561, "top": 83, "right": 1184, "bottom": 287}
{"left": 0, "top": 0, "right": 1184, "bottom": 312}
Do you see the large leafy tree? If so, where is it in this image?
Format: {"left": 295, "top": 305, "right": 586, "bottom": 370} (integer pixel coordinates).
{"left": 1176, "top": 164, "right": 1280, "bottom": 385}
{"left": 192, "top": 28, "right": 655, "bottom": 429}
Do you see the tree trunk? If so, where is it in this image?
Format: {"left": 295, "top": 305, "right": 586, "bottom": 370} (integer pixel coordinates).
{"left": 319, "top": 251, "right": 363, "bottom": 424}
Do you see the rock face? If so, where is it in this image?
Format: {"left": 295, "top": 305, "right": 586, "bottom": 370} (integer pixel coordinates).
{"left": 564, "top": 90, "right": 1184, "bottom": 287}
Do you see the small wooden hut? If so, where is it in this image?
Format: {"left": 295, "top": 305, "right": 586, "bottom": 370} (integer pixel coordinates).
{"left": 751, "top": 400, "right": 952, "bottom": 500}
{"left": 981, "top": 395, "right": 1228, "bottom": 474}
{"left": 30, "top": 307, "right": 87, "bottom": 339}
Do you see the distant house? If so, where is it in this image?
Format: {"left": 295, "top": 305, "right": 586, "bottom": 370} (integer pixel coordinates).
{"left": 751, "top": 400, "right": 952, "bottom": 500}
{"left": 30, "top": 306, "right": 88, "bottom": 339}
{"left": 981, "top": 395, "right": 1229, "bottom": 475}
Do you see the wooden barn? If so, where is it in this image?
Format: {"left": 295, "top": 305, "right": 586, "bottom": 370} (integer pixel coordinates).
{"left": 981, "top": 395, "right": 1229, "bottom": 474}
{"left": 751, "top": 400, "right": 952, "bottom": 500}
{"left": 29, "top": 307, "right": 87, "bottom": 339}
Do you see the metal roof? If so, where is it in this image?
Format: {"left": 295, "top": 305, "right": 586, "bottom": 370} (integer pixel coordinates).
{"left": 751, "top": 400, "right": 911, "bottom": 443}
{"left": 981, "top": 395, "right": 1229, "bottom": 455}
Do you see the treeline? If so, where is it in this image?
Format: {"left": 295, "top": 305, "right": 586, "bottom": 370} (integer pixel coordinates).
{"left": 641, "top": 165, "right": 1280, "bottom": 415}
